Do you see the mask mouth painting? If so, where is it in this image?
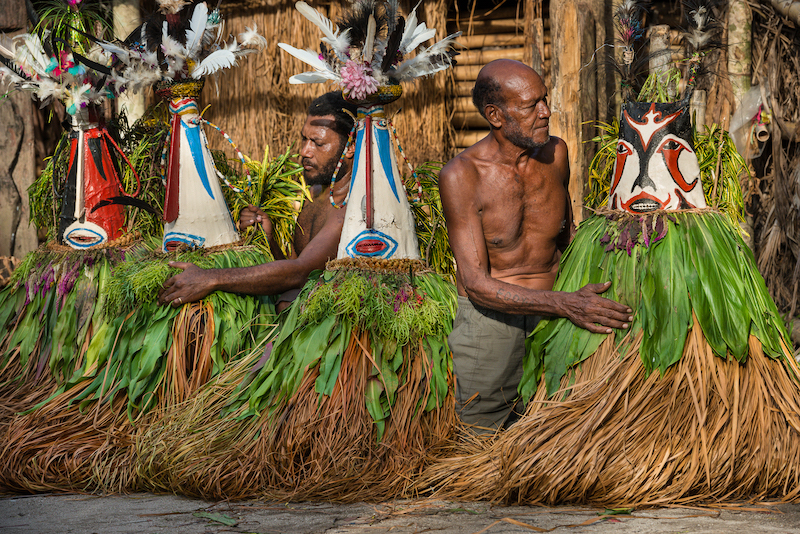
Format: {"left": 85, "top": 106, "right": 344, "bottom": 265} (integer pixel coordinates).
{"left": 345, "top": 230, "right": 398, "bottom": 259}
{"left": 608, "top": 99, "right": 706, "bottom": 214}
{"left": 621, "top": 191, "right": 669, "bottom": 213}
{"left": 163, "top": 232, "right": 206, "bottom": 252}
{"left": 63, "top": 221, "right": 108, "bottom": 249}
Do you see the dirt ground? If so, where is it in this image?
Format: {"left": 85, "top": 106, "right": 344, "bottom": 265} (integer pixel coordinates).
{"left": 2, "top": 493, "right": 800, "bottom": 533}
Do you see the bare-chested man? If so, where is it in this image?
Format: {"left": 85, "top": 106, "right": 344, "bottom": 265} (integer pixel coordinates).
{"left": 158, "top": 92, "right": 357, "bottom": 309}
{"left": 440, "top": 60, "right": 633, "bottom": 432}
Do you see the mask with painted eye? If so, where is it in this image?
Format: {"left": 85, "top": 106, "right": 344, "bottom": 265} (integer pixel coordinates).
{"left": 608, "top": 98, "right": 706, "bottom": 213}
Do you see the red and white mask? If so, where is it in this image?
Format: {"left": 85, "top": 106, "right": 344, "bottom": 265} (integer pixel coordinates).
{"left": 608, "top": 99, "right": 706, "bottom": 213}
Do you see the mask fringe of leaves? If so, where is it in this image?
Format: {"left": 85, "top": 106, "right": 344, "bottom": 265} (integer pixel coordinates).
{"left": 520, "top": 210, "right": 792, "bottom": 401}
{"left": 0, "top": 236, "right": 277, "bottom": 420}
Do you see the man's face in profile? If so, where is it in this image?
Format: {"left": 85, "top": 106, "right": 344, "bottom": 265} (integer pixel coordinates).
{"left": 299, "top": 115, "right": 348, "bottom": 186}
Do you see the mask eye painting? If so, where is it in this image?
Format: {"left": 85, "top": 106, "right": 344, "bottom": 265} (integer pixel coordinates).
{"left": 608, "top": 100, "right": 706, "bottom": 213}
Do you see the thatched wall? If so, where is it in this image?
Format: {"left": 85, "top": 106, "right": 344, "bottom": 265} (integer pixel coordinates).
{"left": 199, "top": 0, "right": 451, "bottom": 166}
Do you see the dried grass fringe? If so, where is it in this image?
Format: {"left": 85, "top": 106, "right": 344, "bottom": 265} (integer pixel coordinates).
{"left": 0, "top": 301, "right": 236, "bottom": 494}
{"left": 420, "top": 313, "right": 800, "bottom": 506}
{"left": 136, "top": 325, "right": 456, "bottom": 502}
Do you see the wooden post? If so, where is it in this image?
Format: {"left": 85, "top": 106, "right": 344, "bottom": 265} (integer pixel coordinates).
{"left": 114, "top": 0, "right": 145, "bottom": 124}
{"left": 550, "top": 0, "right": 597, "bottom": 223}
{"left": 648, "top": 25, "right": 675, "bottom": 100}
{"left": 0, "top": 5, "right": 38, "bottom": 258}
{"left": 728, "top": 0, "right": 752, "bottom": 109}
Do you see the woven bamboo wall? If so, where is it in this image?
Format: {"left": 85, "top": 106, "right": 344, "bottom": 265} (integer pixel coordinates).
{"left": 198, "top": 0, "right": 451, "bottom": 166}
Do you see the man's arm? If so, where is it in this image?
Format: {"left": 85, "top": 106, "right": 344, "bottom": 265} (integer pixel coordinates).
{"left": 439, "top": 156, "right": 632, "bottom": 334}
{"left": 158, "top": 209, "right": 343, "bottom": 306}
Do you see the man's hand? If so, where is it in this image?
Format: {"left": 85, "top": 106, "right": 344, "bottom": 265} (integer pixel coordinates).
{"left": 238, "top": 204, "right": 272, "bottom": 235}
{"left": 561, "top": 281, "right": 633, "bottom": 334}
{"left": 158, "top": 262, "right": 217, "bottom": 307}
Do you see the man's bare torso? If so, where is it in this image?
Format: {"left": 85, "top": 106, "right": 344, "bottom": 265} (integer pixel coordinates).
{"left": 455, "top": 136, "right": 570, "bottom": 294}
{"left": 293, "top": 183, "right": 340, "bottom": 254}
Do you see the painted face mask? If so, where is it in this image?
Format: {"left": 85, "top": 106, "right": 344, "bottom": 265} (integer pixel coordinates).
{"left": 159, "top": 81, "right": 240, "bottom": 252}
{"left": 337, "top": 104, "right": 420, "bottom": 260}
{"left": 608, "top": 98, "right": 706, "bottom": 213}
{"left": 59, "top": 107, "right": 148, "bottom": 249}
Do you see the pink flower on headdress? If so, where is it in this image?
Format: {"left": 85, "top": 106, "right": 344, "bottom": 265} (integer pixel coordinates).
{"left": 340, "top": 60, "right": 378, "bottom": 101}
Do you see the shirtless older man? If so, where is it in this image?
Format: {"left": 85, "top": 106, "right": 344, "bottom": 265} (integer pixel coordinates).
{"left": 158, "top": 92, "right": 357, "bottom": 309}
{"left": 440, "top": 60, "right": 633, "bottom": 432}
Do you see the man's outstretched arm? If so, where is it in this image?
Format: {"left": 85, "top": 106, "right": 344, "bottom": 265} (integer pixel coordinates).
{"left": 158, "top": 210, "right": 344, "bottom": 306}
{"left": 439, "top": 159, "right": 633, "bottom": 334}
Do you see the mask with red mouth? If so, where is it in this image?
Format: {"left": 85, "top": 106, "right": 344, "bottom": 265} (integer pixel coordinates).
{"left": 607, "top": 97, "right": 706, "bottom": 213}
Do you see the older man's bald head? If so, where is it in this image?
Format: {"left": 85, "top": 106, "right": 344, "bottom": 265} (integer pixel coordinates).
{"left": 472, "top": 60, "right": 544, "bottom": 121}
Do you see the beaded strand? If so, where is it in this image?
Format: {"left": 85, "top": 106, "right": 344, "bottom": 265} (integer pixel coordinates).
{"left": 387, "top": 118, "right": 423, "bottom": 203}
{"left": 189, "top": 117, "right": 253, "bottom": 192}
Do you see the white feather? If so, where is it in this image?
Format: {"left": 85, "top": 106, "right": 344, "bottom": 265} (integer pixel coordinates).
{"left": 278, "top": 43, "right": 335, "bottom": 75}
{"left": 0, "top": 34, "right": 17, "bottom": 60}
{"left": 289, "top": 71, "right": 338, "bottom": 84}
{"left": 97, "top": 41, "right": 133, "bottom": 65}
{"left": 191, "top": 48, "right": 236, "bottom": 78}
{"left": 363, "top": 14, "right": 376, "bottom": 64}
{"left": 294, "top": 1, "right": 350, "bottom": 60}
{"left": 401, "top": 24, "right": 436, "bottom": 54}
{"left": 161, "top": 20, "right": 186, "bottom": 59}
{"left": 398, "top": 1, "right": 423, "bottom": 53}
{"left": 393, "top": 31, "right": 460, "bottom": 81}
{"left": 238, "top": 25, "right": 268, "bottom": 49}
{"left": 0, "top": 65, "right": 24, "bottom": 84}
{"left": 185, "top": 2, "right": 208, "bottom": 59}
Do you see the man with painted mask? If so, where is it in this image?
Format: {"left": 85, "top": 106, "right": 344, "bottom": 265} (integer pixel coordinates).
{"left": 158, "top": 91, "right": 357, "bottom": 310}
{"left": 439, "top": 59, "right": 634, "bottom": 433}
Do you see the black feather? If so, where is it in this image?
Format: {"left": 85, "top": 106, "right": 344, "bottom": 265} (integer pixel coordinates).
{"left": 381, "top": 16, "right": 404, "bottom": 72}
{"left": 0, "top": 56, "right": 31, "bottom": 82}
{"left": 24, "top": 0, "right": 39, "bottom": 27}
{"left": 91, "top": 196, "right": 159, "bottom": 215}
{"left": 72, "top": 52, "right": 112, "bottom": 76}
{"left": 338, "top": 0, "right": 390, "bottom": 50}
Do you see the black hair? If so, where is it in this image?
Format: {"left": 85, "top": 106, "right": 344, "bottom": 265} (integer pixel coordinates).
{"left": 307, "top": 91, "right": 358, "bottom": 140}
{"left": 472, "top": 76, "right": 505, "bottom": 121}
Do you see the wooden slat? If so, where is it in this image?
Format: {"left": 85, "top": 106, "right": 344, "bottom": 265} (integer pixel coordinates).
{"left": 454, "top": 96, "right": 475, "bottom": 113}
{"left": 454, "top": 60, "right": 551, "bottom": 81}
{"left": 450, "top": 8, "right": 550, "bottom": 27}
{"left": 458, "top": 47, "right": 526, "bottom": 65}
{"left": 454, "top": 130, "right": 491, "bottom": 147}
{"left": 451, "top": 111, "right": 490, "bottom": 129}
{"left": 450, "top": 18, "right": 524, "bottom": 35}
{"left": 457, "top": 33, "right": 527, "bottom": 49}
{"left": 454, "top": 81, "right": 474, "bottom": 97}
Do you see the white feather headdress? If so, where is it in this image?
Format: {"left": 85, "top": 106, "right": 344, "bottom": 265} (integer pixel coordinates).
{"left": 280, "top": 0, "right": 460, "bottom": 100}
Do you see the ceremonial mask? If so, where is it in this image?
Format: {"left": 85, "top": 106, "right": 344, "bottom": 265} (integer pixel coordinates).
{"left": 608, "top": 98, "right": 706, "bottom": 213}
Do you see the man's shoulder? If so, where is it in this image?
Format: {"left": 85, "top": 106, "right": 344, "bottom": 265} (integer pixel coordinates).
{"left": 441, "top": 143, "right": 486, "bottom": 183}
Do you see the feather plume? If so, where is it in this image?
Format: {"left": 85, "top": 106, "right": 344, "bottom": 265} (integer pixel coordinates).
{"left": 295, "top": 1, "right": 350, "bottom": 61}
{"left": 0, "top": 34, "right": 17, "bottom": 60}
{"left": 191, "top": 48, "right": 236, "bottom": 78}
{"left": 392, "top": 31, "right": 460, "bottom": 81}
{"left": 238, "top": 25, "right": 268, "bottom": 49}
{"left": 161, "top": 20, "right": 185, "bottom": 57}
{"left": 289, "top": 71, "right": 338, "bottom": 84}
{"left": 362, "top": 14, "right": 376, "bottom": 64}
{"left": 381, "top": 17, "right": 404, "bottom": 73}
{"left": 278, "top": 42, "right": 336, "bottom": 77}
{"left": 184, "top": 2, "right": 208, "bottom": 59}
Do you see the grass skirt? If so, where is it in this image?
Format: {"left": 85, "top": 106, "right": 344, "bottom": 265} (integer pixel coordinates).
{"left": 0, "top": 238, "right": 275, "bottom": 492}
{"left": 421, "top": 210, "right": 798, "bottom": 506}
{"left": 135, "top": 258, "right": 459, "bottom": 502}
